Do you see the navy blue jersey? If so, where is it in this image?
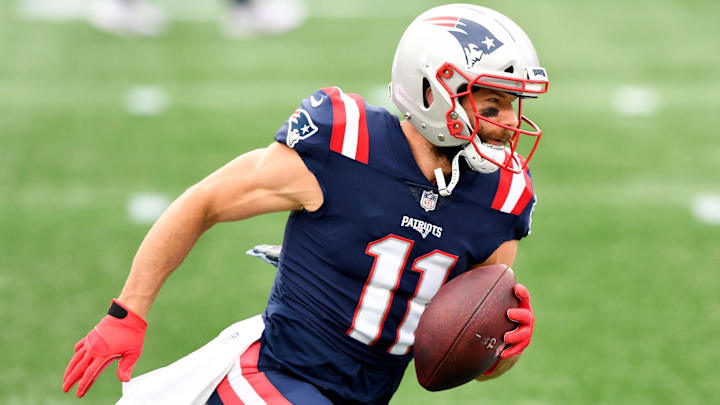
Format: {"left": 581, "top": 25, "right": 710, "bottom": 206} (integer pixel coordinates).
{"left": 258, "top": 87, "right": 536, "bottom": 404}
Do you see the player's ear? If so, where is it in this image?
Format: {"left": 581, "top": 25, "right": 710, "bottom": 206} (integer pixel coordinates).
{"left": 423, "top": 78, "right": 434, "bottom": 107}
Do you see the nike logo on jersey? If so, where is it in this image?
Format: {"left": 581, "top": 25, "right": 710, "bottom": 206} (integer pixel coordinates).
{"left": 401, "top": 216, "right": 443, "bottom": 239}
{"left": 310, "top": 95, "right": 324, "bottom": 107}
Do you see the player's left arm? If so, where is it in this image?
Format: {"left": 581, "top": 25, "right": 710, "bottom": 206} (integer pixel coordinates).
{"left": 477, "top": 239, "right": 518, "bottom": 268}
{"left": 473, "top": 240, "right": 535, "bottom": 381}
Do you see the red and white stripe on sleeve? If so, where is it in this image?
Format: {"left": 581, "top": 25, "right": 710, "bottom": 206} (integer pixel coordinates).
{"left": 322, "top": 86, "right": 369, "bottom": 164}
{"left": 491, "top": 152, "right": 535, "bottom": 215}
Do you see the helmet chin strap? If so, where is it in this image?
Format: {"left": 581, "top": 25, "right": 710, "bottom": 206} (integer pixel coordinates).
{"left": 464, "top": 140, "right": 505, "bottom": 174}
{"left": 434, "top": 150, "right": 464, "bottom": 197}
{"left": 434, "top": 140, "right": 504, "bottom": 197}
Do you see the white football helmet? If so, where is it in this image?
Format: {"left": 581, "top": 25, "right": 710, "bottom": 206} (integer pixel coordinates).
{"left": 390, "top": 3, "right": 548, "bottom": 187}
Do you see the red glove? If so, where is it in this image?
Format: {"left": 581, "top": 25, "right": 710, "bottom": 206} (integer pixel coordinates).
{"left": 484, "top": 283, "right": 534, "bottom": 375}
{"left": 62, "top": 299, "right": 147, "bottom": 397}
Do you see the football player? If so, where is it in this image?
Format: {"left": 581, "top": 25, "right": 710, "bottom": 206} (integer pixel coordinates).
{"left": 223, "top": 0, "right": 308, "bottom": 38}
{"left": 63, "top": 4, "right": 547, "bottom": 404}
{"left": 87, "top": 0, "right": 307, "bottom": 38}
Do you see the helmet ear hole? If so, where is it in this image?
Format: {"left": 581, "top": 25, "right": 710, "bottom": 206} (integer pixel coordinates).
{"left": 422, "top": 78, "right": 432, "bottom": 108}
{"left": 504, "top": 65, "right": 514, "bottom": 73}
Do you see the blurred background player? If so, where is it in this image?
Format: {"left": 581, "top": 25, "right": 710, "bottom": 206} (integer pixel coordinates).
{"left": 88, "top": 0, "right": 166, "bottom": 36}
{"left": 87, "top": 0, "right": 307, "bottom": 37}
{"left": 223, "top": 0, "right": 308, "bottom": 38}
{"left": 63, "top": 3, "right": 543, "bottom": 404}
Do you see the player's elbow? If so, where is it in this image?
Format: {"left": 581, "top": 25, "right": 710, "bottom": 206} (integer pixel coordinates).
{"left": 179, "top": 181, "right": 221, "bottom": 230}
{"left": 187, "top": 173, "right": 267, "bottom": 225}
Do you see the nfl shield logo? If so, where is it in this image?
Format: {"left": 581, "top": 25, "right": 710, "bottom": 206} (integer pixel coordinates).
{"left": 420, "top": 190, "right": 438, "bottom": 212}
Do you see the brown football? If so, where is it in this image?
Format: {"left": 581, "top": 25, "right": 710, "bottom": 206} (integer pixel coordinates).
{"left": 413, "top": 263, "right": 518, "bottom": 391}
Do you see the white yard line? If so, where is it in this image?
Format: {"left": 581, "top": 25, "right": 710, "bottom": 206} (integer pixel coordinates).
{"left": 612, "top": 85, "right": 659, "bottom": 116}
{"left": 127, "top": 192, "right": 170, "bottom": 224}
{"left": 126, "top": 86, "right": 169, "bottom": 116}
{"left": 17, "top": 0, "right": 91, "bottom": 20}
{"left": 691, "top": 193, "right": 720, "bottom": 225}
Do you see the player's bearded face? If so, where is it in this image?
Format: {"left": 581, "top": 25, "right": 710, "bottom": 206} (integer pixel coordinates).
{"left": 460, "top": 88, "right": 519, "bottom": 146}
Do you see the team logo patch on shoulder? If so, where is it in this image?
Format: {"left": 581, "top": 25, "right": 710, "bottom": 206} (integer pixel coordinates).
{"left": 286, "top": 108, "right": 319, "bottom": 148}
{"left": 420, "top": 189, "right": 438, "bottom": 212}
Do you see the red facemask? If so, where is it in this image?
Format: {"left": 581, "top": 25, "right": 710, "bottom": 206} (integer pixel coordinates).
{"left": 436, "top": 62, "right": 548, "bottom": 174}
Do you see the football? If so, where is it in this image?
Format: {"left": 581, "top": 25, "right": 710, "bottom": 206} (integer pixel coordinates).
{"left": 414, "top": 263, "right": 518, "bottom": 391}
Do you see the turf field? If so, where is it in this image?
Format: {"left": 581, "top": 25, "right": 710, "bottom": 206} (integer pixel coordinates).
{"left": 2, "top": 0, "right": 720, "bottom": 403}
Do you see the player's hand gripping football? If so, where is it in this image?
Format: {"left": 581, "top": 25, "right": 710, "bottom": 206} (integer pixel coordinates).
{"left": 62, "top": 299, "right": 147, "bottom": 397}
{"left": 483, "top": 283, "right": 534, "bottom": 376}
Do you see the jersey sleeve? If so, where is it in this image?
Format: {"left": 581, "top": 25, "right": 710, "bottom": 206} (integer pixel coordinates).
{"left": 503, "top": 165, "right": 536, "bottom": 240}
{"left": 274, "top": 89, "right": 334, "bottom": 175}
{"left": 274, "top": 87, "right": 371, "bottom": 176}
{"left": 509, "top": 194, "right": 536, "bottom": 240}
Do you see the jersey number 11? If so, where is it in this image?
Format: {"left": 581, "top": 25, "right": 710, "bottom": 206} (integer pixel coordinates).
{"left": 347, "top": 234, "right": 458, "bottom": 355}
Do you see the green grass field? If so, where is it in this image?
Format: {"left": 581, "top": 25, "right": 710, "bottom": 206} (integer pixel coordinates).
{"left": 2, "top": 0, "right": 720, "bottom": 403}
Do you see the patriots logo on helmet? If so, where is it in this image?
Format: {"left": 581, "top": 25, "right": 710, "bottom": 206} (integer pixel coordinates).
{"left": 426, "top": 16, "right": 504, "bottom": 69}
{"left": 286, "top": 108, "right": 319, "bottom": 148}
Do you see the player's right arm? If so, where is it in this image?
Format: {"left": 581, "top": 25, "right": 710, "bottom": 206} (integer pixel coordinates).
{"left": 119, "top": 142, "right": 323, "bottom": 318}
{"left": 63, "top": 142, "right": 322, "bottom": 397}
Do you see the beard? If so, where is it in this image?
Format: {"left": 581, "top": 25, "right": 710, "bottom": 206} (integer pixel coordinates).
{"left": 434, "top": 125, "right": 512, "bottom": 160}
{"left": 475, "top": 123, "right": 515, "bottom": 145}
